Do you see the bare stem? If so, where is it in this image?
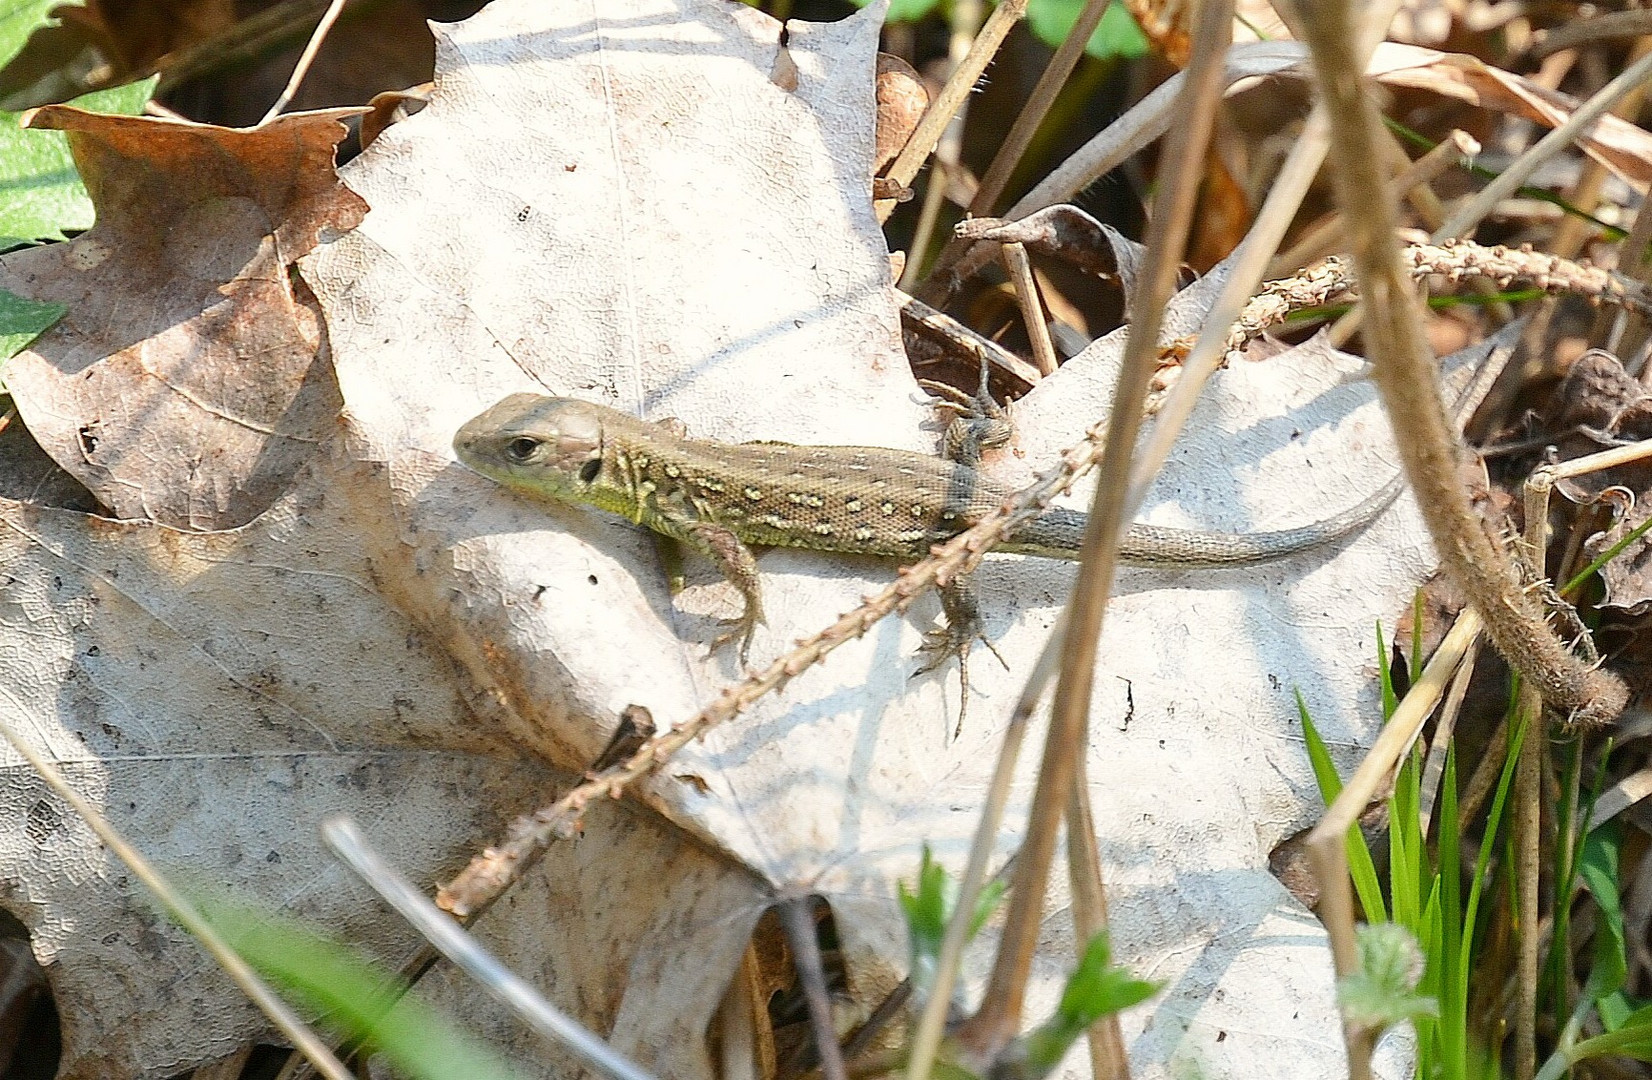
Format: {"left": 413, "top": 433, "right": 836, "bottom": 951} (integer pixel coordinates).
{"left": 1291, "top": 0, "right": 1628, "bottom": 729}
{"left": 879, "top": 0, "right": 1030, "bottom": 222}
{"left": 777, "top": 897, "right": 849, "bottom": 1080}
{"left": 972, "top": 0, "right": 1113, "bottom": 217}
{"left": 258, "top": 0, "right": 349, "bottom": 125}
{"left": 1067, "top": 752, "right": 1127, "bottom": 1078}
{"left": 1514, "top": 683, "right": 1545, "bottom": 1080}
{"left": 958, "top": 0, "right": 1233, "bottom": 1055}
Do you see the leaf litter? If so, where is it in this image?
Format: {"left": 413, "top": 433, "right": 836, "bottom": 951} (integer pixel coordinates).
{"left": 0, "top": 1, "right": 1514, "bottom": 1077}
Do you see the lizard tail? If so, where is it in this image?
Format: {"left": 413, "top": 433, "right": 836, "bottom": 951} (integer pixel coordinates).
{"left": 1000, "top": 472, "right": 1407, "bottom": 568}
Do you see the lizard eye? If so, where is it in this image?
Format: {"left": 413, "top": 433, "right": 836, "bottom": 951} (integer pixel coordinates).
{"left": 578, "top": 457, "right": 601, "bottom": 483}
{"left": 504, "top": 436, "right": 540, "bottom": 463}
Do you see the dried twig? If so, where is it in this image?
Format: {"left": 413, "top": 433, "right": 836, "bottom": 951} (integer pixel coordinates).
{"left": 1294, "top": 0, "right": 1628, "bottom": 1070}
{"left": 148, "top": 0, "right": 340, "bottom": 93}
{"left": 1530, "top": 9, "right": 1652, "bottom": 60}
{"left": 899, "top": 0, "right": 981, "bottom": 289}
{"left": 1266, "top": 130, "right": 1479, "bottom": 278}
{"left": 1514, "top": 679, "right": 1545, "bottom": 1080}
{"left": 1434, "top": 46, "right": 1652, "bottom": 241}
{"left": 1173, "top": 240, "right": 1652, "bottom": 371}
{"left": 1000, "top": 241, "right": 1059, "bottom": 376}
{"left": 777, "top": 898, "right": 849, "bottom": 1080}
{"left": 921, "top": 45, "right": 1305, "bottom": 302}
{"left": 879, "top": 0, "right": 1029, "bottom": 222}
{"left": 969, "top": 0, "right": 1113, "bottom": 218}
{"left": 899, "top": 289, "right": 1044, "bottom": 388}
{"left": 259, "top": 0, "right": 348, "bottom": 124}
{"left": 956, "top": 1, "right": 1231, "bottom": 1067}
{"left": 1307, "top": 609, "right": 1485, "bottom": 1080}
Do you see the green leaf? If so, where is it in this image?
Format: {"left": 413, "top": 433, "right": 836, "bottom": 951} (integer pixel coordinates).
{"left": 195, "top": 894, "right": 523, "bottom": 1080}
{"left": 1436, "top": 745, "right": 1467, "bottom": 1077}
{"left": 847, "top": 0, "right": 946, "bottom": 24}
{"left": 0, "top": 285, "right": 60, "bottom": 363}
{"left": 1600, "top": 990, "right": 1651, "bottom": 1032}
{"left": 0, "top": 1, "right": 65, "bottom": 69}
{"left": 1025, "top": 0, "right": 1148, "bottom": 60}
{"left": 1016, "top": 932, "right": 1160, "bottom": 1075}
{"left": 1567, "top": 1003, "right": 1652, "bottom": 1064}
{"left": 899, "top": 846, "right": 1004, "bottom": 1001}
{"left": 0, "top": 74, "right": 156, "bottom": 249}
{"left": 1297, "top": 689, "right": 1386, "bottom": 923}
{"left": 1375, "top": 620, "right": 1397, "bottom": 719}
{"left": 1580, "top": 823, "right": 1627, "bottom": 1002}
{"left": 1337, "top": 923, "right": 1439, "bottom": 1032}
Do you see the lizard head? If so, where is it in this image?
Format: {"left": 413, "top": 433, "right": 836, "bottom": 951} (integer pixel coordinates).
{"left": 452, "top": 394, "right": 608, "bottom": 502}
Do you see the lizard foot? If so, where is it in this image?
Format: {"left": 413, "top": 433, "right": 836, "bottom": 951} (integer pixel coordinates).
{"left": 709, "top": 608, "right": 763, "bottom": 667}
{"left": 919, "top": 368, "right": 1012, "bottom": 466}
{"left": 913, "top": 580, "right": 1008, "bottom": 738}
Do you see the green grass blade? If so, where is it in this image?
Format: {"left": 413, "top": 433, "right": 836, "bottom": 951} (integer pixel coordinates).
{"left": 1439, "top": 745, "right": 1465, "bottom": 1079}
{"left": 1297, "top": 689, "right": 1386, "bottom": 923}
{"left": 196, "top": 894, "right": 523, "bottom": 1080}
{"left": 1548, "top": 736, "right": 1583, "bottom": 1016}
{"left": 1461, "top": 711, "right": 1528, "bottom": 982}
{"left": 1390, "top": 748, "right": 1425, "bottom": 934}
{"left": 1579, "top": 823, "right": 1627, "bottom": 1004}
{"left": 1376, "top": 620, "right": 1398, "bottom": 718}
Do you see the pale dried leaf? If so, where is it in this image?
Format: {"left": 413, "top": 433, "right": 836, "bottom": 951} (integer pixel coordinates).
{"left": 0, "top": 2, "right": 1468, "bottom": 1077}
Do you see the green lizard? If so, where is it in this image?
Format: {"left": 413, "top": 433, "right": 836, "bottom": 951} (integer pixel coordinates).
{"left": 452, "top": 392, "right": 1401, "bottom": 663}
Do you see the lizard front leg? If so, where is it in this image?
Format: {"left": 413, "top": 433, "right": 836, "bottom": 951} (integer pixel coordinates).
{"left": 672, "top": 518, "right": 765, "bottom": 665}
{"left": 920, "top": 359, "right": 1013, "bottom": 467}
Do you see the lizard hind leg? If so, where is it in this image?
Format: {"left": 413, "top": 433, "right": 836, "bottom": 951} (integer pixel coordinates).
{"left": 918, "top": 368, "right": 1013, "bottom": 467}
{"left": 914, "top": 576, "right": 1008, "bottom": 738}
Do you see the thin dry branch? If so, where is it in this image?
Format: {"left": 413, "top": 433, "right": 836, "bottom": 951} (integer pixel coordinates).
{"left": 1296, "top": 0, "right": 1628, "bottom": 729}
{"left": 879, "top": 0, "right": 1029, "bottom": 222}
{"left": 1530, "top": 9, "right": 1652, "bottom": 60}
{"left": 258, "top": 0, "right": 347, "bottom": 124}
{"left": 969, "top": 0, "right": 1113, "bottom": 217}
{"left": 1176, "top": 239, "right": 1652, "bottom": 370}
{"left": 957, "top": 0, "right": 1232, "bottom": 1062}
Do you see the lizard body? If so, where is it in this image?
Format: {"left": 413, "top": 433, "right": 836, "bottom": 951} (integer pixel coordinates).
{"left": 453, "top": 393, "right": 1401, "bottom": 655}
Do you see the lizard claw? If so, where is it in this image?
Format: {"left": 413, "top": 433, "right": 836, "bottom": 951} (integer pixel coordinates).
{"left": 918, "top": 374, "right": 1011, "bottom": 466}
{"left": 709, "top": 605, "right": 764, "bottom": 667}
{"left": 913, "top": 580, "right": 1007, "bottom": 739}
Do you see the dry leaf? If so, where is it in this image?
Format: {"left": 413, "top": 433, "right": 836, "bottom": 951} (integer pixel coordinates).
{"left": 0, "top": 107, "right": 364, "bottom": 531}
{"left": 303, "top": 3, "right": 1451, "bottom": 1077}
{"left": 874, "top": 53, "right": 926, "bottom": 176}
{"left": 1369, "top": 40, "right": 1652, "bottom": 186}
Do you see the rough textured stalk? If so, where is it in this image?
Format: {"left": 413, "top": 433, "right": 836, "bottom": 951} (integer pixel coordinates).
{"left": 1291, "top": 0, "right": 1627, "bottom": 729}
